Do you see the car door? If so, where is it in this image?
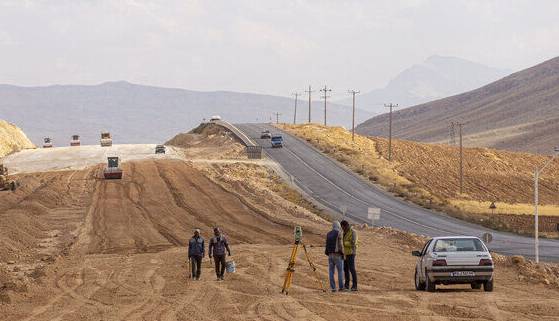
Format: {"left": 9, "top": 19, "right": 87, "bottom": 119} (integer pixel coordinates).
{"left": 417, "top": 240, "right": 432, "bottom": 281}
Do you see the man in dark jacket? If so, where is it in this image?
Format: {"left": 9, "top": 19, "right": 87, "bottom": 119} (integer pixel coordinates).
{"left": 209, "top": 227, "right": 231, "bottom": 281}
{"left": 188, "top": 228, "right": 205, "bottom": 280}
{"left": 325, "top": 221, "right": 344, "bottom": 292}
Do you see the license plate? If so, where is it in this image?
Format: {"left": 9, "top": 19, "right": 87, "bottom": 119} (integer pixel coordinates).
{"left": 450, "top": 271, "right": 475, "bottom": 277}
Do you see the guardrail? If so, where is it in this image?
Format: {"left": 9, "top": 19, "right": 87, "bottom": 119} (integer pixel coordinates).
{"left": 212, "top": 120, "right": 262, "bottom": 159}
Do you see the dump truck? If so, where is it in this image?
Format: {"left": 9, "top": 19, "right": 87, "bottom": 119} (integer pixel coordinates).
{"left": 43, "top": 137, "right": 53, "bottom": 148}
{"left": 100, "top": 132, "right": 112, "bottom": 147}
{"left": 70, "top": 135, "right": 81, "bottom": 146}
{"left": 0, "top": 164, "right": 17, "bottom": 191}
{"left": 155, "top": 145, "right": 166, "bottom": 154}
{"left": 103, "top": 157, "right": 123, "bottom": 179}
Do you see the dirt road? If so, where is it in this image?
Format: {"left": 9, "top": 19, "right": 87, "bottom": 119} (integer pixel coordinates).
{"left": 3, "top": 144, "right": 182, "bottom": 174}
{"left": 2, "top": 159, "right": 559, "bottom": 320}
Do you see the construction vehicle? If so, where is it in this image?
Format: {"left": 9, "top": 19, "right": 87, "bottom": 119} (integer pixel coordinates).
{"left": 70, "top": 135, "right": 81, "bottom": 146}
{"left": 100, "top": 132, "right": 112, "bottom": 147}
{"left": 103, "top": 157, "right": 123, "bottom": 179}
{"left": 43, "top": 137, "right": 53, "bottom": 148}
{"left": 0, "top": 164, "right": 17, "bottom": 191}
{"left": 155, "top": 145, "right": 166, "bottom": 154}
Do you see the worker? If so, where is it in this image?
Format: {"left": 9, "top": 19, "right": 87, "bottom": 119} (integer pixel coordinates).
{"left": 325, "top": 221, "right": 344, "bottom": 292}
{"left": 188, "top": 228, "right": 205, "bottom": 280}
{"left": 341, "top": 220, "right": 358, "bottom": 291}
{"left": 209, "top": 227, "right": 231, "bottom": 281}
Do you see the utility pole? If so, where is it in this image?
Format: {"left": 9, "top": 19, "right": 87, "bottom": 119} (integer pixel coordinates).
{"left": 384, "top": 103, "right": 398, "bottom": 161}
{"left": 348, "top": 90, "right": 360, "bottom": 141}
{"left": 457, "top": 122, "right": 465, "bottom": 194}
{"left": 320, "top": 85, "right": 332, "bottom": 126}
{"left": 305, "top": 85, "right": 313, "bottom": 123}
{"left": 533, "top": 147, "right": 559, "bottom": 263}
{"left": 449, "top": 121, "right": 456, "bottom": 145}
{"left": 292, "top": 92, "right": 300, "bottom": 125}
{"left": 274, "top": 112, "right": 281, "bottom": 124}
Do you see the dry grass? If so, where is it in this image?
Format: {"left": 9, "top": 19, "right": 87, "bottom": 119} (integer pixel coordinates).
{"left": 279, "top": 123, "right": 559, "bottom": 235}
{"left": 0, "top": 120, "right": 35, "bottom": 158}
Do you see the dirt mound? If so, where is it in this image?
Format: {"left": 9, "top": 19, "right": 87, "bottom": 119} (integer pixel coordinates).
{"left": 166, "top": 123, "right": 245, "bottom": 159}
{"left": 0, "top": 119, "right": 35, "bottom": 158}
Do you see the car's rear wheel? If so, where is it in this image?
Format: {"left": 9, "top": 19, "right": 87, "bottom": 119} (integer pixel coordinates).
{"left": 471, "top": 283, "right": 482, "bottom": 290}
{"left": 414, "top": 270, "right": 425, "bottom": 291}
{"left": 483, "top": 279, "right": 494, "bottom": 292}
{"left": 425, "top": 271, "right": 436, "bottom": 292}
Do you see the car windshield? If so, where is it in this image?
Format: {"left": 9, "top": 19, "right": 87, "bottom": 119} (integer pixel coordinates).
{"left": 433, "top": 238, "right": 485, "bottom": 252}
{"left": 271, "top": 136, "right": 282, "bottom": 140}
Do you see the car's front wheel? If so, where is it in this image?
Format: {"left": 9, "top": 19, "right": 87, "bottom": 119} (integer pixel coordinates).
{"left": 483, "top": 279, "right": 494, "bottom": 292}
{"left": 414, "top": 270, "right": 425, "bottom": 291}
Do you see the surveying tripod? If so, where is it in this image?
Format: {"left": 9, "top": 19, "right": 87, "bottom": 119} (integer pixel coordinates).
{"left": 281, "top": 226, "right": 325, "bottom": 295}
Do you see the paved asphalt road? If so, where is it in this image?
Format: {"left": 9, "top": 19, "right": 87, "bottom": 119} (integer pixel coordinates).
{"left": 236, "top": 123, "right": 559, "bottom": 261}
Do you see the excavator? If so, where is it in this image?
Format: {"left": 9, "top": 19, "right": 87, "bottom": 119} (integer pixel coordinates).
{"left": 0, "top": 164, "right": 17, "bottom": 191}
{"left": 103, "top": 157, "right": 123, "bottom": 179}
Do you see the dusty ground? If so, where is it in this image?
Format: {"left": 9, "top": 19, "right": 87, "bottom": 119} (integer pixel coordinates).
{"left": 1, "top": 158, "right": 559, "bottom": 320}
{"left": 280, "top": 124, "right": 559, "bottom": 235}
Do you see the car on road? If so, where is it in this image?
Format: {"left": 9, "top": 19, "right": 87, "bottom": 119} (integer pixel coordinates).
{"left": 412, "top": 236, "right": 494, "bottom": 292}
{"left": 155, "top": 144, "right": 166, "bottom": 154}
{"left": 210, "top": 115, "right": 222, "bottom": 122}
{"left": 271, "top": 135, "right": 283, "bottom": 148}
{"left": 260, "top": 130, "right": 272, "bottom": 139}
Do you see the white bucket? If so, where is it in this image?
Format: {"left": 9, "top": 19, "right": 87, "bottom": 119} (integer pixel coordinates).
{"left": 226, "top": 260, "right": 236, "bottom": 273}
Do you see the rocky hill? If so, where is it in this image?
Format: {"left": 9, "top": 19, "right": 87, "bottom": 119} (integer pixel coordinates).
{"left": 356, "top": 56, "right": 559, "bottom": 154}
{"left": 338, "top": 55, "right": 510, "bottom": 113}
{"left": 0, "top": 119, "right": 35, "bottom": 157}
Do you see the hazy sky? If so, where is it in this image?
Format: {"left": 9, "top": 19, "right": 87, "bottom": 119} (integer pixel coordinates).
{"left": 1, "top": 0, "right": 559, "bottom": 96}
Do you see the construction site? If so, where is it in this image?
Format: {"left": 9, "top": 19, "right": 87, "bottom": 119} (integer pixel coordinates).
{"left": 1, "top": 122, "right": 559, "bottom": 321}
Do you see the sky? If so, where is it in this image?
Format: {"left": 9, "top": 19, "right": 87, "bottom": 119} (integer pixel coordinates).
{"left": 1, "top": 0, "right": 559, "bottom": 97}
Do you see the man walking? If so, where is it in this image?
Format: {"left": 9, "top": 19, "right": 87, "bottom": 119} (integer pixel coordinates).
{"left": 325, "top": 221, "right": 344, "bottom": 292}
{"left": 209, "top": 227, "right": 231, "bottom": 281}
{"left": 188, "top": 228, "right": 205, "bottom": 280}
{"left": 341, "top": 220, "right": 358, "bottom": 291}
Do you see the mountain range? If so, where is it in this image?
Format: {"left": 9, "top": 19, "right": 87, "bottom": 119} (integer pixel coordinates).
{"left": 356, "top": 56, "right": 559, "bottom": 154}
{"left": 340, "top": 55, "right": 511, "bottom": 114}
{"left": 0, "top": 81, "right": 371, "bottom": 146}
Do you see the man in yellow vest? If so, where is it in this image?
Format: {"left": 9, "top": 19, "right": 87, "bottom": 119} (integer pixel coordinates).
{"left": 341, "top": 220, "right": 358, "bottom": 291}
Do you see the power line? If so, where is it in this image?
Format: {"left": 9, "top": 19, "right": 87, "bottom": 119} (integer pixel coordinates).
{"left": 348, "top": 90, "right": 360, "bottom": 141}
{"left": 384, "top": 103, "right": 398, "bottom": 161}
{"left": 305, "top": 85, "right": 314, "bottom": 123}
{"left": 292, "top": 92, "right": 300, "bottom": 125}
{"left": 320, "top": 85, "right": 332, "bottom": 126}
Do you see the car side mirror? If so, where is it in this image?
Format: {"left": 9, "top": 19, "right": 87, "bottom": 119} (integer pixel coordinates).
{"left": 412, "top": 250, "right": 422, "bottom": 257}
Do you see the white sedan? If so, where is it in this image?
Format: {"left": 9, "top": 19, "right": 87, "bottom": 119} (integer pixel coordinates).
{"left": 412, "top": 236, "right": 494, "bottom": 292}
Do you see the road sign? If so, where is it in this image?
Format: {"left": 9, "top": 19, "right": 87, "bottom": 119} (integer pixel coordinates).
{"left": 367, "top": 207, "right": 381, "bottom": 226}
{"left": 481, "top": 232, "right": 493, "bottom": 244}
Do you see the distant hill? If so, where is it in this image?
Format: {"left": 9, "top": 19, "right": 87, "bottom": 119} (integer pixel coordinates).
{"left": 339, "top": 55, "right": 510, "bottom": 114}
{"left": 356, "top": 56, "right": 559, "bottom": 154}
{"left": 0, "top": 81, "right": 371, "bottom": 146}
